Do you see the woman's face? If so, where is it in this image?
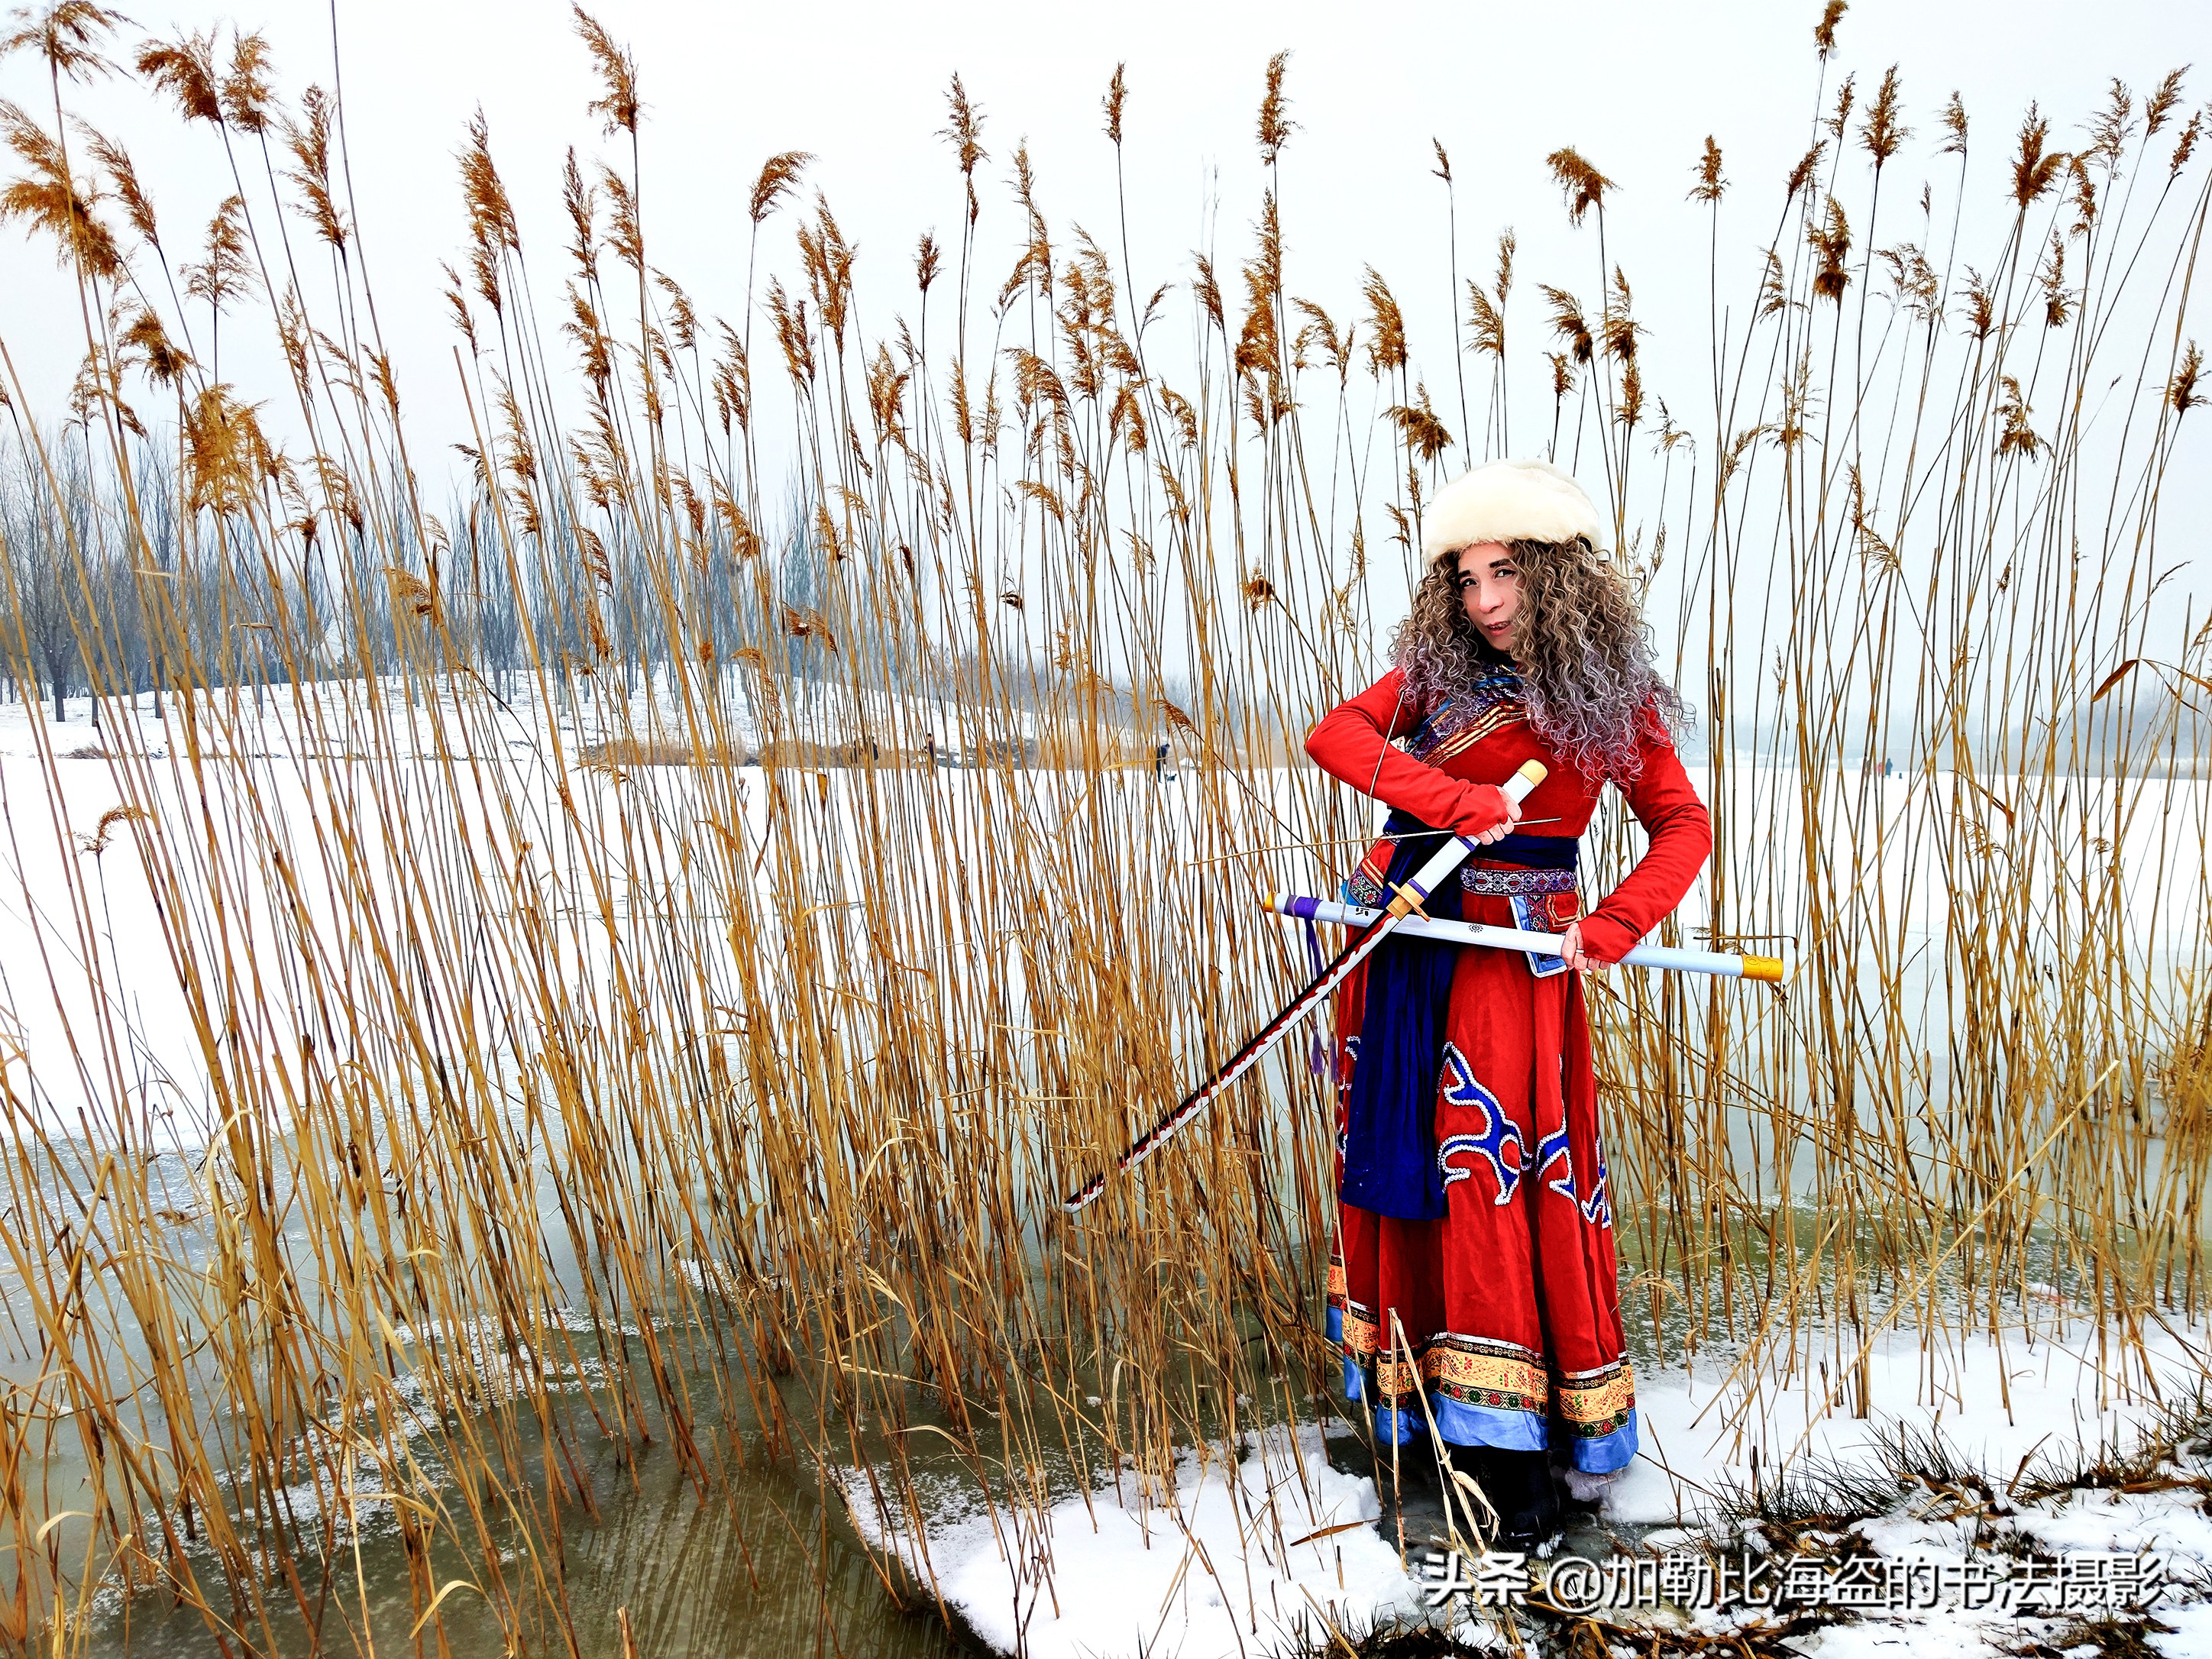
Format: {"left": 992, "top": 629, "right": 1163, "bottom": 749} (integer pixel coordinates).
{"left": 1454, "top": 542, "right": 1521, "bottom": 652}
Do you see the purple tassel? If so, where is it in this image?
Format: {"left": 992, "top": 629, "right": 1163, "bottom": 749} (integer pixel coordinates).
{"left": 1304, "top": 917, "right": 1330, "bottom": 1074}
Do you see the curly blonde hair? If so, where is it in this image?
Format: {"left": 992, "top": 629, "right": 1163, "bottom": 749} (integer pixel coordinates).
{"left": 1390, "top": 535, "right": 1690, "bottom": 783}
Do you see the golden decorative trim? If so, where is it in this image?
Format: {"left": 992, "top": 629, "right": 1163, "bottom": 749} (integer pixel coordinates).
{"left": 1557, "top": 1363, "right": 1637, "bottom": 1428}
{"left": 1331, "top": 1291, "right": 1635, "bottom": 1428}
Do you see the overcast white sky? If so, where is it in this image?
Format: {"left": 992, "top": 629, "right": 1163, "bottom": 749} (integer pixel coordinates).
{"left": 0, "top": 0, "right": 2202, "bottom": 499}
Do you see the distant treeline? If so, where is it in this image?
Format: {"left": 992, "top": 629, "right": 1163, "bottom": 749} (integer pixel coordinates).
{"left": 0, "top": 432, "right": 1208, "bottom": 745}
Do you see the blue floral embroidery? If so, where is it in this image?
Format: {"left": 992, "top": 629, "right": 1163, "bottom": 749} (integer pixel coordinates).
{"left": 1436, "top": 1045, "right": 1525, "bottom": 1205}
{"left": 1531, "top": 1118, "right": 1612, "bottom": 1227}
{"left": 1534, "top": 1121, "right": 1574, "bottom": 1206}
{"left": 1581, "top": 1130, "right": 1613, "bottom": 1229}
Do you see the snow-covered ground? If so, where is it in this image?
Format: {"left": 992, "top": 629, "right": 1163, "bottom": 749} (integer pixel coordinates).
{"left": 836, "top": 1317, "right": 2212, "bottom": 1657}
{"left": 836, "top": 1421, "right": 1413, "bottom": 1659}
{"left": 1621, "top": 1308, "right": 2210, "bottom": 1528}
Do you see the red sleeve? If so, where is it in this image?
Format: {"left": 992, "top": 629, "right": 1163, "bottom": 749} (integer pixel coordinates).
{"left": 1305, "top": 668, "right": 1491, "bottom": 832}
{"left": 1575, "top": 720, "right": 1711, "bottom": 964}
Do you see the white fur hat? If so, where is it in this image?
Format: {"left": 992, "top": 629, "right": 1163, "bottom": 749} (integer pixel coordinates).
{"left": 1419, "top": 458, "right": 1605, "bottom": 561}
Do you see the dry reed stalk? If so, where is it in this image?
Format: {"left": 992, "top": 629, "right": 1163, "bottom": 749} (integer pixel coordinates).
{"left": 0, "top": 12, "right": 2201, "bottom": 1655}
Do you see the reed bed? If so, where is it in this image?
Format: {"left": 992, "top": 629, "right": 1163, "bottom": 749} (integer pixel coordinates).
{"left": 0, "top": 3, "right": 2207, "bottom": 1653}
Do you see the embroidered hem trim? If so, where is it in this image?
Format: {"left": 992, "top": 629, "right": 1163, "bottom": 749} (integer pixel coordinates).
{"left": 1332, "top": 1344, "right": 1641, "bottom": 1470}
{"left": 1328, "top": 1293, "right": 1638, "bottom": 1470}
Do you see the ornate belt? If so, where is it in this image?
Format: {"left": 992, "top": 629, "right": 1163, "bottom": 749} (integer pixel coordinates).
{"left": 1461, "top": 863, "right": 1577, "bottom": 897}
{"left": 1340, "top": 817, "right": 1580, "bottom": 909}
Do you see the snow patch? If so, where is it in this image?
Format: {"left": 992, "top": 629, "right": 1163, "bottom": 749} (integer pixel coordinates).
{"left": 835, "top": 1423, "right": 1426, "bottom": 1659}
{"left": 1608, "top": 1316, "right": 2210, "bottom": 1528}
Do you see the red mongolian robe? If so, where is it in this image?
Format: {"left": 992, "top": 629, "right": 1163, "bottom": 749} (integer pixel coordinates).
{"left": 1304, "top": 658, "right": 1709, "bottom": 1473}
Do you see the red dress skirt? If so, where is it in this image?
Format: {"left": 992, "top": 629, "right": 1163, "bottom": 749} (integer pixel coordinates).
{"left": 1323, "top": 867, "right": 1638, "bottom": 1474}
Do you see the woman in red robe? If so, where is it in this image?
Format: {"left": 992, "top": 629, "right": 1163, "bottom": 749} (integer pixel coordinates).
{"left": 1304, "top": 458, "right": 1709, "bottom": 1551}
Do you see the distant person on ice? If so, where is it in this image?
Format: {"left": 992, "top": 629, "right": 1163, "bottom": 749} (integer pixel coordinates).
{"left": 1303, "top": 458, "right": 1710, "bottom": 1553}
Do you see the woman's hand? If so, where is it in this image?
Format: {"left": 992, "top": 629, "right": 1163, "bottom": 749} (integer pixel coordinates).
{"left": 1558, "top": 921, "right": 1605, "bottom": 974}
{"left": 1449, "top": 783, "right": 1524, "bottom": 846}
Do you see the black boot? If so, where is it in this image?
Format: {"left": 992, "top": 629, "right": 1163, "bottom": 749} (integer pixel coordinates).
{"left": 1444, "top": 1443, "right": 1560, "bottom": 1554}
{"left": 1492, "top": 1447, "right": 1562, "bottom": 1552}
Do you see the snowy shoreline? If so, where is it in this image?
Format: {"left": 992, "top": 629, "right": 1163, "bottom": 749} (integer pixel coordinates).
{"left": 833, "top": 1317, "right": 2212, "bottom": 1659}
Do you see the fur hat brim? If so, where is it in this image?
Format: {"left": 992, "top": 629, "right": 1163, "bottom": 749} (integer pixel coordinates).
{"left": 1420, "top": 458, "right": 1605, "bottom": 560}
